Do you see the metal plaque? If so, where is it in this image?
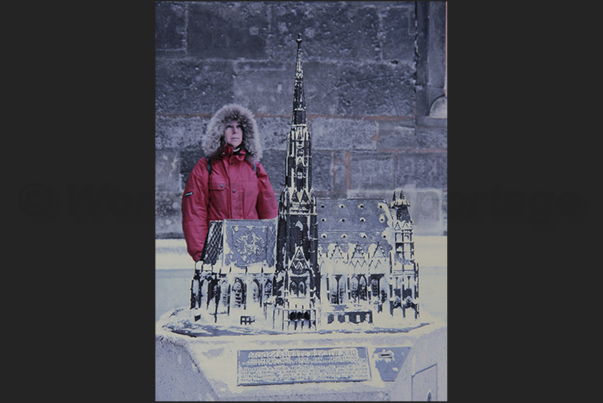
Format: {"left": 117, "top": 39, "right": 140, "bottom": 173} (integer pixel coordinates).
{"left": 237, "top": 347, "right": 371, "bottom": 386}
{"left": 372, "top": 347, "right": 412, "bottom": 382}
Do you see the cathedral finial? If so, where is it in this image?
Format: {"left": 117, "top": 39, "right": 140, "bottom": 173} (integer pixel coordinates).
{"left": 295, "top": 34, "right": 304, "bottom": 79}
{"left": 391, "top": 188, "right": 410, "bottom": 209}
{"left": 292, "top": 33, "right": 306, "bottom": 125}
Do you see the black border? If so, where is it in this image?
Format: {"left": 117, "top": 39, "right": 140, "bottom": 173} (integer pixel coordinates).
{"left": 448, "top": 1, "right": 596, "bottom": 401}
{"left": 11, "top": 2, "right": 156, "bottom": 400}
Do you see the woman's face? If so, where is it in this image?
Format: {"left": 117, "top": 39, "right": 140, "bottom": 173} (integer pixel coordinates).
{"left": 224, "top": 120, "right": 243, "bottom": 148}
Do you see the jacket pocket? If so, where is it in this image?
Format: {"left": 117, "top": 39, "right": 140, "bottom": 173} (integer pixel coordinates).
{"left": 208, "top": 182, "right": 229, "bottom": 219}
{"left": 209, "top": 182, "right": 227, "bottom": 191}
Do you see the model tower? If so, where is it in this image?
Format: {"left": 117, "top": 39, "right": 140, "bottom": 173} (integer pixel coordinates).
{"left": 389, "top": 190, "right": 420, "bottom": 317}
{"left": 275, "top": 34, "right": 320, "bottom": 310}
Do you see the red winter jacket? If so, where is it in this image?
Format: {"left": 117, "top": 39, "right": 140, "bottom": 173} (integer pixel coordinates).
{"left": 181, "top": 144, "right": 278, "bottom": 261}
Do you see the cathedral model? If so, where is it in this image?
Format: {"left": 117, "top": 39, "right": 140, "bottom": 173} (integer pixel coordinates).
{"left": 190, "top": 35, "right": 420, "bottom": 331}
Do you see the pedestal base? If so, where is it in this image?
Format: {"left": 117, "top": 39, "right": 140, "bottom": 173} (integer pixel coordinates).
{"left": 156, "top": 308, "right": 447, "bottom": 401}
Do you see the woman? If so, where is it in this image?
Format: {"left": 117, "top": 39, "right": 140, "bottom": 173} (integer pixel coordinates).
{"left": 182, "top": 104, "right": 278, "bottom": 262}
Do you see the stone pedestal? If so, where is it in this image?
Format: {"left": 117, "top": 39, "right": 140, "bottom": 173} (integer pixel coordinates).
{"left": 156, "top": 308, "right": 446, "bottom": 401}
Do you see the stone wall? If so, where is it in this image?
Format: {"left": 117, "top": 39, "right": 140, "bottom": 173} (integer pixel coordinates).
{"left": 155, "top": 1, "right": 447, "bottom": 238}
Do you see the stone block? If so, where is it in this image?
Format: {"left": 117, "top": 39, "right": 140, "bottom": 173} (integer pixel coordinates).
{"left": 232, "top": 62, "right": 291, "bottom": 116}
{"left": 303, "top": 62, "right": 341, "bottom": 116}
{"left": 396, "top": 152, "right": 447, "bottom": 189}
{"left": 156, "top": 150, "right": 181, "bottom": 193}
{"left": 415, "top": 115, "right": 447, "bottom": 129}
{"left": 267, "top": 2, "right": 381, "bottom": 63}
{"left": 415, "top": 125, "right": 447, "bottom": 149}
{"left": 155, "top": 115, "right": 206, "bottom": 150}
{"left": 258, "top": 150, "right": 287, "bottom": 192}
{"left": 332, "top": 150, "right": 350, "bottom": 196}
{"left": 337, "top": 63, "right": 415, "bottom": 117}
{"left": 376, "top": 120, "right": 416, "bottom": 150}
{"left": 311, "top": 150, "right": 333, "bottom": 193}
{"left": 256, "top": 116, "right": 290, "bottom": 151}
{"left": 380, "top": 4, "right": 416, "bottom": 65}
{"left": 187, "top": 2, "right": 269, "bottom": 60}
{"left": 179, "top": 149, "right": 205, "bottom": 190}
{"left": 349, "top": 151, "right": 395, "bottom": 191}
{"left": 310, "top": 117, "right": 377, "bottom": 151}
{"left": 414, "top": 85, "right": 429, "bottom": 117}
{"left": 155, "top": 2, "right": 186, "bottom": 53}
{"left": 155, "top": 191, "right": 183, "bottom": 236}
{"left": 155, "top": 59, "right": 234, "bottom": 115}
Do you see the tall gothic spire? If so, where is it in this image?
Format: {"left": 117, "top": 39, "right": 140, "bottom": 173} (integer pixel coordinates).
{"left": 284, "top": 33, "right": 312, "bottom": 191}
{"left": 276, "top": 33, "right": 319, "bottom": 304}
{"left": 292, "top": 33, "right": 306, "bottom": 125}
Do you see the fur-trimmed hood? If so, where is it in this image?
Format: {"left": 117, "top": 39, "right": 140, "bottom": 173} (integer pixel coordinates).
{"left": 203, "top": 104, "right": 263, "bottom": 162}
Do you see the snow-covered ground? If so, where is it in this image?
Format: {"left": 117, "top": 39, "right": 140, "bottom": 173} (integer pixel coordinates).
{"left": 155, "top": 236, "right": 447, "bottom": 324}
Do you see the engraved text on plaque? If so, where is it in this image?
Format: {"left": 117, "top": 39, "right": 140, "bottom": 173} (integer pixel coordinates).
{"left": 237, "top": 347, "right": 371, "bottom": 386}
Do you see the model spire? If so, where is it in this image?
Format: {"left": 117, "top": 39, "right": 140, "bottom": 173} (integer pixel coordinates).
{"left": 292, "top": 33, "right": 306, "bottom": 125}
{"left": 276, "top": 33, "right": 319, "bottom": 306}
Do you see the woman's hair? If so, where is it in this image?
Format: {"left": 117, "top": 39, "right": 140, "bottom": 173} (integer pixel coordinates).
{"left": 203, "top": 104, "right": 262, "bottom": 162}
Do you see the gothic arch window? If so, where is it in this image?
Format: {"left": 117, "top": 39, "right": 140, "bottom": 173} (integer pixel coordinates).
{"left": 299, "top": 281, "right": 305, "bottom": 296}
{"left": 350, "top": 277, "right": 359, "bottom": 301}
{"left": 380, "top": 281, "right": 389, "bottom": 303}
{"left": 296, "top": 165, "right": 304, "bottom": 188}
{"left": 290, "top": 281, "right": 298, "bottom": 297}
{"left": 358, "top": 276, "right": 367, "bottom": 301}
{"left": 338, "top": 278, "right": 346, "bottom": 304}
{"left": 220, "top": 280, "right": 229, "bottom": 307}
{"left": 276, "top": 272, "right": 285, "bottom": 297}
{"left": 330, "top": 277, "right": 339, "bottom": 304}
{"left": 205, "top": 278, "right": 217, "bottom": 308}
{"left": 250, "top": 280, "right": 260, "bottom": 303}
{"left": 264, "top": 280, "right": 273, "bottom": 299}
{"left": 371, "top": 278, "right": 379, "bottom": 298}
{"left": 296, "top": 221, "right": 304, "bottom": 243}
{"left": 232, "top": 279, "right": 244, "bottom": 308}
